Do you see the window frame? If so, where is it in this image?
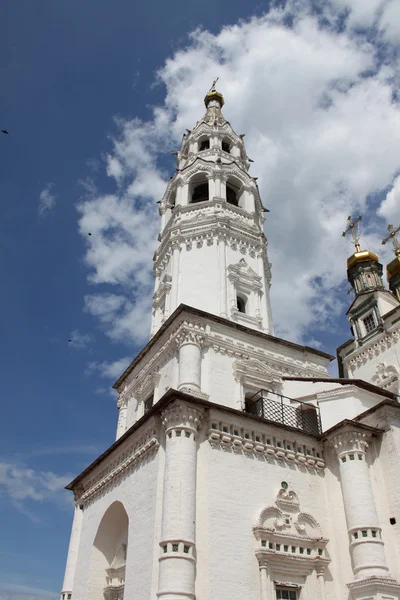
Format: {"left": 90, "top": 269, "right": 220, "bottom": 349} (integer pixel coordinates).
{"left": 363, "top": 312, "right": 376, "bottom": 334}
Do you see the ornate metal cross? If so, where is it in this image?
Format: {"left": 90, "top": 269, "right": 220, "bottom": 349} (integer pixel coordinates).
{"left": 382, "top": 224, "right": 400, "bottom": 256}
{"left": 210, "top": 77, "right": 219, "bottom": 91}
{"left": 342, "top": 215, "right": 362, "bottom": 252}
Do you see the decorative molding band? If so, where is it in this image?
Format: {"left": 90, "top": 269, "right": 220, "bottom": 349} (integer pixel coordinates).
{"left": 344, "top": 326, "right": 400, "bottom": 368}
{"left": 207, "top": 424, "right": 325, "bottom": 469}
{"left": 77, "top": 422, "right": 160, "bottom": 505}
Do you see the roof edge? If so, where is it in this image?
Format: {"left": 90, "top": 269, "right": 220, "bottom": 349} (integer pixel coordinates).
{"left": 113, "top": 305, "right": 334, "bottom": 389}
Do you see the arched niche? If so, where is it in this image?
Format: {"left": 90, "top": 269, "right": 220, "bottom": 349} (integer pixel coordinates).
{"left": 87, "top": 501, "right": 129, "bottom": 600}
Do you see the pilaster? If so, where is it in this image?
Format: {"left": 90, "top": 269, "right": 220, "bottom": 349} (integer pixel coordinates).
{"left": 116, "top": 394, "right": 129, "bottom": 440}
{"left": 157, "top": 401, "right": 204, "bottom": 600}
{"left": 60, "top": 504, "right": 83, "bottom": 600}
{"left": 329, "top": 425, "right": 400, "bottom": 597}
{"left": 175, "top": 329, "right": 205, "bottom": 395}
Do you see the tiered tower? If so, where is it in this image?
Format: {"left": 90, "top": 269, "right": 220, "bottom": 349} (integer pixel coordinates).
{"left": 338, "top": 217, "right": 400, "bottom": 391}
{"left": 151, "top": 86, "right": 273, "bottom": 336}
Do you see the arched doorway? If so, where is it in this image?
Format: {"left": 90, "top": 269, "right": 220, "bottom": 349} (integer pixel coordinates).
{"left": 87, "top": 501, "right": 129, "bottom": 600}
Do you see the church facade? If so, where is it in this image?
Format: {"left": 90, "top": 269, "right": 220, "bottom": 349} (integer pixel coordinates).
{"left": 60, "top": 88, "right": 400, "bottom": 600}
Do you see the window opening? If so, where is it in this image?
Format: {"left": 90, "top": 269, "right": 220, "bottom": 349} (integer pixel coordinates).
{"left": 363, "top": 313, "right": 376, "bottom": 334}
{"left": 275, "top": 588, "right": 298, "bottom": 599}
{"left": 191, "top": 182, "right": 209, "bottom": 203}
{"left": 199, "top": 139, "right": 210, "bottom": 151}
{"left": 222, "top": 140, "right": 230, "bottom": 153}
{"left": 237, "top": 295, "right": 246, "bottom": 313}
{"left": 226, "top": 185, "right": 238, "bottom": 206}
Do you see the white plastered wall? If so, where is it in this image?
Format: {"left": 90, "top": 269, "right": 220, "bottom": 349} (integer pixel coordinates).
{"left": 195, "top": 410, "right": 349, "bottom": 600}
{"left": 71, "top": 451, "right": 161, "bottom": 600}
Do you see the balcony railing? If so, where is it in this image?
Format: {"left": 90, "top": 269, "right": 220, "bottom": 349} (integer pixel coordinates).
{"left": 245, "top": 390, "right": 321, "bottom": 436}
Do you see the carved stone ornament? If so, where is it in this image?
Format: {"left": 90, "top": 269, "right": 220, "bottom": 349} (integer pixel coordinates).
{"left": 371, "top": 361, "right": 399, "bottom": 392}
{"left": 253, "top": 485, "right": 330, "bottom": 574}
{"left": 228, "top": 258, "right": 262, "bottom": 291}
{"left": 233, "top": 357, "right": 282, "bottom": 393}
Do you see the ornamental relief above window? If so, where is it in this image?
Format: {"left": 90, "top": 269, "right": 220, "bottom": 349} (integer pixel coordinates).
{"left": 254, "top": 484, "right": 330, "bottom": 597}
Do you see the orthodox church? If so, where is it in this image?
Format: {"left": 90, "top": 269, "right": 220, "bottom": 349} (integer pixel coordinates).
{"left": 60, "top": 87, "right": 400, "bottom": 600}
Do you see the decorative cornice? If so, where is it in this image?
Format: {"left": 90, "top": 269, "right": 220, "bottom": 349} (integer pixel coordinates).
{"left": 347, "top": 576, "right": 400, "bottom": 591}
{"left": 207, "top": 422, "right": 324, "bottom": 467}
{"left": 343, "top": 325, "right": 400, "bottom": 368}
{"left": 78, "top": 420, "right": 160, "bottom": 505}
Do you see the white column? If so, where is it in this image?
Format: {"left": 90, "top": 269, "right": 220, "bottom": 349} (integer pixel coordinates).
{"left": 158, "top": 401, "right": 203, "bottom": 600}
{"left": 256, "top": 556, "right": 274, "bottom": 600}
{"left": 258, "top": 250, "right": 273, "bottom": 335}
{"left": 207, "top": 175, "right": 215, "bottom": 201}
{"left": 331, "top": 429, "right": 391, "bottom": 580}
{"left": 214, "top": 174, "right": 222, "bottom": 198}
{"left": 60, "top": 504, "right": 83, "bottom": 600}
{"left": 116, "top": 395, "right": 128, "bottom": 440}
{"left": 218, "top": 233, "right": 227, "bottom": 318}
{"left": 177, "top": 331, "right": 204, "bottom": 393}
{"left": 221, "top": 176, "right": 227, "bottom": 200}
{"left": 171, "top": 242, "right": 181, "bottom": 313}
{"left": 316, "top": 568, "right": 326, "bottom": 600}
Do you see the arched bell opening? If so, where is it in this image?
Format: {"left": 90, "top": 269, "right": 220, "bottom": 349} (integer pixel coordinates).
{"left": 226, "top": 176, "right": 243, "bottom": 207}
{"left": 190, "top": 174, "right": 209, "bottom": 204}
{"left": 87, "top": 501, "right": 129, "bottom": 600}
{"left": 221, "top": 138, "right": 231, "bottom": 153}
{"left": 198, "top": 136, "right": 210, "bottom": 152}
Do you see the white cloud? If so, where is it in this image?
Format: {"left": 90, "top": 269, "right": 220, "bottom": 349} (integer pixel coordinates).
{"left": 38, "top": 183, "right": 56, "bottom": 218}
{"left": 86, "top": 356, "right": 131, "bottom": 380}
{"left": 0, "top": 461, "right": 73, "bottom": 521}
{"left": 68, "top": 329, "right": 93, "bottom": 349}
{"left": 78, "top": 1, "right": 400, "bottom": 346}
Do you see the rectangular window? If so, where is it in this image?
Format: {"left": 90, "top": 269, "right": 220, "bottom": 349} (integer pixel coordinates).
{"left": 363, "top": 313, "right": 376, "bottom": 334}
{"left": 275, "top": 588, "right": 298, "bottom": 599}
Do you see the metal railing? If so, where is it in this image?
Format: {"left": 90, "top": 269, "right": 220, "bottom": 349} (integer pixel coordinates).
{"left": 245, "top": 389, "right": 321, "bottom": 436}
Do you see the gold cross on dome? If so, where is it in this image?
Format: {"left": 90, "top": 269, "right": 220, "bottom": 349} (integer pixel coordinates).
{"left": 342, "top": 215, "right": 362, "bottom": 252}
{"left": 382, "top": 224, "right": 400, "bottom": 256}
{"left": 210, "top": 77, "right": 219, "bottom": 91}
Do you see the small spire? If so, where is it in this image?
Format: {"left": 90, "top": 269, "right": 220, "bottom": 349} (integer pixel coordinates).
{"left": 342, "top": 215, "right": 362, "bottom": 252}
{"left": 382, "top": 224, "right": 400, "bottom": 257}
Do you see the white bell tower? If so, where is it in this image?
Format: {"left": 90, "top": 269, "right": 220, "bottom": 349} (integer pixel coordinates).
{"left": 151, "top": 86, "right": 273, "bottom": 336}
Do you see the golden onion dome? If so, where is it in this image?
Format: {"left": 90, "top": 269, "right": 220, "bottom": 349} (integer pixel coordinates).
{"left": 386, "top": 254, "right": 400, "bottom": 281}
{"left": 204, "top": 89, "right": 224, "bottom": 108}
{"left": 347, "top": 250, "right": 379, "bottom": 269}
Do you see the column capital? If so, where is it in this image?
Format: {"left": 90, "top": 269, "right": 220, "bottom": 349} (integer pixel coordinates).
{"left": 255, "top": 552, "right": 269, "bottom": 569}
{"left": 117, "top": 393, "right": 129, "bottom": 410}
{"left": 174, "top": 323, "right": 206, "bottom": 349}
{"left": 328, "top": 427, "right": 371, "bottom": 456}
{"left": 161, "top": 400, "right": 204, "bottom": 433}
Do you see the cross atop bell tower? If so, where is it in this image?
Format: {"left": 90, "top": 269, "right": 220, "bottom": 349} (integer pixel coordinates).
{"left": 151, "top": 86, "right": 273, "bottom": 336}
{"left": 383, "top": 224, "right": 400, "bottom": 301}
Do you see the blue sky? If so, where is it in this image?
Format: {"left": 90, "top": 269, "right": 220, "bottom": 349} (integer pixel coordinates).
{"left": 1, "top": 0, "right": 400, "bottom": 598}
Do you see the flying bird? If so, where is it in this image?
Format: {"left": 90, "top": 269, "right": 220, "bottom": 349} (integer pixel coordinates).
{"left": 88, "top": 232, "right": 92, "bottom": 236}
{"left": 2, "top": 130, "right": 8, "bottom": 135}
